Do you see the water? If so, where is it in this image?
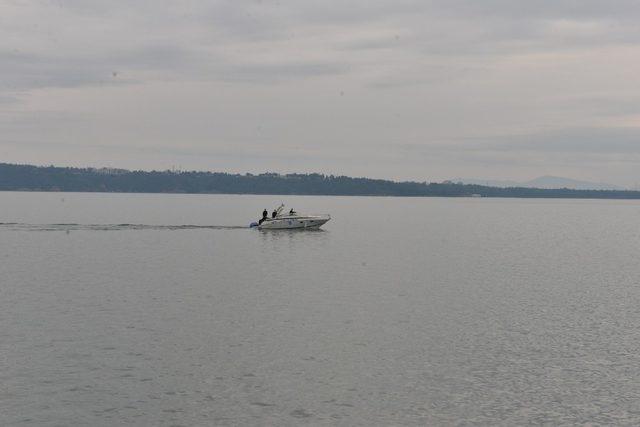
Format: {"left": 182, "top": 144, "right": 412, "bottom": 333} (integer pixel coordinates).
{"left": 2, "top": 192, "right": 640, "bottom": 426}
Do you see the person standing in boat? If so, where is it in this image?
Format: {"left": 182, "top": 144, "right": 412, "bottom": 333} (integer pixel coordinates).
{"left": 259, "top": 209, "right": 268, "bottom": 225}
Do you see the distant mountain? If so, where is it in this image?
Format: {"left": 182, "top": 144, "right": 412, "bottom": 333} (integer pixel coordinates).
{"left": 456, "top": 175, "right": 623, "bottom": 191}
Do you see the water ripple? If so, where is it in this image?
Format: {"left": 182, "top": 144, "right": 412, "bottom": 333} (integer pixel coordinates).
{"left": 0, "top": 223, "right": 248, "bottom": 231}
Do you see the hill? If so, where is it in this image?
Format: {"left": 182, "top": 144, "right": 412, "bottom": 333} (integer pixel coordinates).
{"left": 1, "top": 163, "right": 640, "bottom": 199}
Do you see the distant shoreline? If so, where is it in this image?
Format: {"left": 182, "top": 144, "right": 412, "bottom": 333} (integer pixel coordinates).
{"left": 5, "top": 189, "right": 640, "bottom": 202}
{"left": 2, "top": 163, "right": 640, "bottom": 200}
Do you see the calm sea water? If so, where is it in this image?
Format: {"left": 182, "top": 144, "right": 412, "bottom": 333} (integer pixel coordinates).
{"left": 2, "top": 192, "right": 640, "bottom": 426}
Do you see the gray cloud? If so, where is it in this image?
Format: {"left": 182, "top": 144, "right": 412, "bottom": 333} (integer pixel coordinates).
{"left": 398, "top": 127, "right": 640, "bottom": 156}
{"left": 1, "top": 50, "right": 125, "bottom": 91}
{"left": 217, "top": 61, "right": 350, "bottom": 83}
{"left": 490, "top": 128, "right": 640, "bottom": 155}
{"left": 1, "top": 0, "right": 640, "bottom": 185}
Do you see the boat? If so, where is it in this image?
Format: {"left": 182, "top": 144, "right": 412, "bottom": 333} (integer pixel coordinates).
{"left": 250, "top": 204, "right": 331, "bottom": 230}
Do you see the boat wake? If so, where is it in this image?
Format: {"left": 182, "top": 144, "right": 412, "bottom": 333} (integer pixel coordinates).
{"left": 0, "top": 223, "right": 248, "bottom": 231}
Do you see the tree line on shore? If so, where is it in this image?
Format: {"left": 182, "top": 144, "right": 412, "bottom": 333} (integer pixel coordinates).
{"left": 1, "top": 163, "right": 639, "bottom": 199}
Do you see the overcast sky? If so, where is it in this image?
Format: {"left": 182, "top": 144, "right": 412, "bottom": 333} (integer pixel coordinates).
{"left": 2, "top": 1, "right": 640, "bottom": 186}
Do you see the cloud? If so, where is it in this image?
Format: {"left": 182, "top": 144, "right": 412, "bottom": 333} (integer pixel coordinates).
{"left": 490, "top": 127, "right": 640, "bottom": 155}
{"left": 217, "top": 60, "right": 350, "bottom": 83}
{"left": 2, "top": 1, "right": 640, "bottom": 185}
{"left": 397, "top": 126, "right": 640, "bottom": 156}
{"left": 3, "top": 1, "right": 640, "bottom": 91}
{"left": 0, "top": 50, "right": 124, "bottom": 91}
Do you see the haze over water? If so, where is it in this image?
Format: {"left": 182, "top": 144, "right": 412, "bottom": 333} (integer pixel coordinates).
{"left": 3, "top": 192, "right": 640, "bottom": 426}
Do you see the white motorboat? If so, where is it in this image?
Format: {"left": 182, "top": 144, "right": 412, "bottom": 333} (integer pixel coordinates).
{"left": 250, "top": 204, "right": 330, "bottom": 230}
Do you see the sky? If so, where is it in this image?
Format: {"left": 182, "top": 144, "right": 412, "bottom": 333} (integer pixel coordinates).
{"left": 2, "top": 0, "right": 640, "bottom": 187}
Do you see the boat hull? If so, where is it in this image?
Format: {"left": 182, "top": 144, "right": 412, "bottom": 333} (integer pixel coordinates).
{"left": 258, "top": 215, "right": 330, "bottom": 230}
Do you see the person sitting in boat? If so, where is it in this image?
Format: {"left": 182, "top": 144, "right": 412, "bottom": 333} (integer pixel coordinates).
{"left": 289, "top": 208, "right": 296, "bottom": 215}
{"left": 272, "top": 209, "right": 277, "bottom": 218}
{"left": 258, "top": 209, "right": 268, "bottom": 225}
